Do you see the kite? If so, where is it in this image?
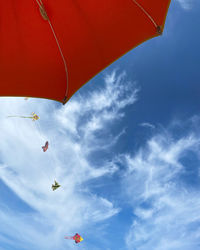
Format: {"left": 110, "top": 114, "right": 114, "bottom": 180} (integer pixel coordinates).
{"left": 65, "top": 233, "right": 83, "bottom": 244}
{"left": 0, "top": 0, "right": 171, "bottom": 104}
{"left": 52, "top": 180, "right": 61, "bottom": 191}
{"left": 42, "top": 141, "right": 49, "bottom": 152}
{"left": 7, "top": 112, "right": 39, "bottom": 121}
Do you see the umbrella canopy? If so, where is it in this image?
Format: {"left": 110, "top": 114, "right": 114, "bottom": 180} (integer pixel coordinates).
{"left": 0, "top": 0, "right": 171, "bottom": 104}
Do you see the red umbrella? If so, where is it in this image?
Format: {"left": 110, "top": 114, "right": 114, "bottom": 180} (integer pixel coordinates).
{"left": 1, "top": 0, "right": 171, "bottom": 104}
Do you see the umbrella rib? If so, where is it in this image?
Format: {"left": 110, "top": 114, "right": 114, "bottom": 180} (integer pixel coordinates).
{"left": 34, "top": 0, "right": 69, "bottom": 104}
{"left": 35, "top": 0, "right": 42, "bottom": 9}
{"left": 47, "top": 20, "right": 69, "bottom": 104}
{"left": 131, "top": 0, "right": 162, "bottom": 34}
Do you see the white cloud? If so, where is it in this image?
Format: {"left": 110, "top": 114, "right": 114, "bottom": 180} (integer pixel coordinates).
{"left": 0, "top": 71, "right": 137, "bottom": 249}
{"left": 176, "top": 0, "right": 196, "bottom": 10}
{"left": 121, "top": 122, "right": 200, "bottom": 250}
{"left": 140, "top": 122, "right": 155, "bottom": 129}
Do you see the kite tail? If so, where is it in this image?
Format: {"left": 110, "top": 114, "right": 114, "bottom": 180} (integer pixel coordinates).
{"left": 64, "top": 236, "right": 74, "bottom": 239}
{"left": 7, "top": 116, "right": 33, "bottom": 119}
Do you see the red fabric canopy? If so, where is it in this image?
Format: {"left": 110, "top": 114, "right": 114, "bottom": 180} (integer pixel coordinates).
{"left": 0, "top": 0, "right": 171, "bottom": 104}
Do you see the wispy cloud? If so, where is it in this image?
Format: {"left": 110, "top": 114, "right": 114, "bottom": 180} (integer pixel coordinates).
{"left": 0, "top": 71, "right": 137, "bottom": 249}
{"left": 140, "top": 122, "right": 155, "bottom": 129}
{"left": 121, "top": 118, "right": 200, "bottom": 250}
{"left": 176, "top": 0, "right": 196, "bottom": 10}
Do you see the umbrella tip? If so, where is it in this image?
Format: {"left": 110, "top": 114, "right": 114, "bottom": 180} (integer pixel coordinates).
{"left": 62, "top": 96, "right": 68, "bottom": 105}
{"left": 156, "top": 26, "right": 163, "bottom": 35}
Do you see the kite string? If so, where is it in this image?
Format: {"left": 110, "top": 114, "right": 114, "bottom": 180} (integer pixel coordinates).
{"left": 34, "top": 121, "right": 46, "bottom": 141}
{"left": 0, "top": 165, "right": 8, "bottom": 169}
{"left": 31, "top": 121, "right": 56, "bottom": 183}
{"left": 34, "top": 121, "right": 60, "bottom": 179}
{"left": 33, "top": 0, "right": 69, "bottom": 103}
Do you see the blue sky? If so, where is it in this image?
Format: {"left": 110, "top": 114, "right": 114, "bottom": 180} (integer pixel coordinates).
{"left": 0, "top": 0, "right": 200, "bottom": 249}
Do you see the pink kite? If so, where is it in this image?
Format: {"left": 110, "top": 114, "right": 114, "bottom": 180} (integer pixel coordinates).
{"left": 42, "top": 141, "right": 49, "bottom": 152}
